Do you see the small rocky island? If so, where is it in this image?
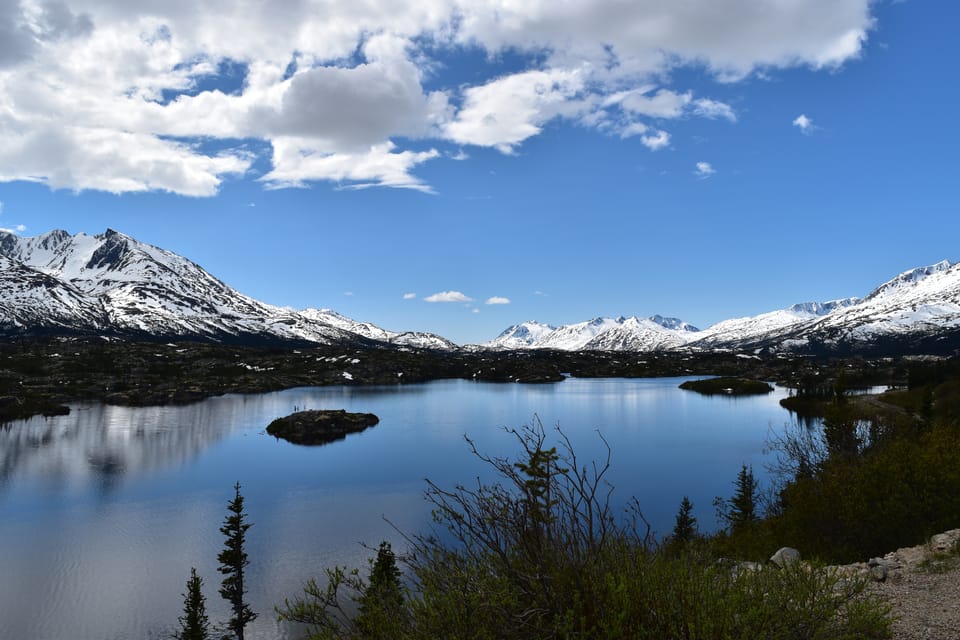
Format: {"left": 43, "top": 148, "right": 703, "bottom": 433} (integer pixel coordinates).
{"left": 266, "top": 409, "right": 380, "bottom": 445}
{"left": 679, "top": 377, "right": 774, "bottom": 396}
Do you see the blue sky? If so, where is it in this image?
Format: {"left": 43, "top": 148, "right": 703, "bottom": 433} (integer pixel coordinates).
{"left": 0, "top": 0, "right": 957, "bottom": 345}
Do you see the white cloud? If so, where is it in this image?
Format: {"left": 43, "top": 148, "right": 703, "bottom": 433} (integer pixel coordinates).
{"left": 0, "top": 200, "right": 4, "bottom": 214}
{"left": 402, "top": 292, "right": 417, "bottom": 300}
{"left": 485, "top": 296, "right": 511, "bottom": 305}
{"left": 601, "top": 89, "right": 732, "bottom": 143}
{"left": 425, "top": 290, "right": 473, "bottom": 303}
{"left": 793, "top": 114, "right": 816, "bottom": 134}
{"left": 610, "top": 88, "right": 692, "bottom": 119}
{"left": 263, "top": 34, "right": 451, "bottom": 150}
{"left": 261, "top": 140, "right": 440, "bottom": 192}
{"left": 15, "top": 223, "right": 25, "bottom": 232}
{"left": 471, "top": 308, "right": 480, "bottom": 314}
{"left": 693, "top": 98, "right": 737, "bottom": 122}
{"left": 444, "top": 68, "right": 587, "bottom": 153}
{"left": 695, "top": 161, "right": 716, "bottom": 178}
{"left": 641, "top": 130, "right": 671, "bottom": 151}
{"left": 0, "top": 0, "right": 873, "bottom": 195}
{"left": 0, "top": 126, "right": 250, "bottom": 196}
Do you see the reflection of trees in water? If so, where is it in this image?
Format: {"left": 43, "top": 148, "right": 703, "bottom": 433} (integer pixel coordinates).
{"left": 0, "top": 395, "right": 279, "bottom": 494}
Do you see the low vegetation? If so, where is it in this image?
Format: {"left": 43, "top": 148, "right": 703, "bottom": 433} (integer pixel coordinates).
{"left": 725, "top": 359, "right": 960, "bottom": 562}
{"left": 271, "top": 420, "right": 891, "bottom": 639}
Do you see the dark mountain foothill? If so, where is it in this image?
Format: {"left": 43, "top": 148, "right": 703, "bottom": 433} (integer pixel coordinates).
{"left": 266, "top": 409, "right": 379, "bottom": 445}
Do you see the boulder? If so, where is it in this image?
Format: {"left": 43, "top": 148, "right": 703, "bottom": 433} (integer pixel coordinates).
{"left": 930, "top": 530, "right": 960, "bottom": 553}
{"left": 867, "top": 557, "right": 900, "bottom": 582}
{"left": 769, "top": 547, "right": 801, "bottom": 569}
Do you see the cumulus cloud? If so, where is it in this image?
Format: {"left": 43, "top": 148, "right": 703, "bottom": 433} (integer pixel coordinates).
{"left": 261, "top": 140, "right": 439, "bottom": 192}
{"left": 485, "top": 296, "right": 511, "bottom": 305}
{"left": 265, "top": 34, "right": 451, "bottom": 150}
{"left": 793, "top": 114, "right": 816, "bottom": 134}
{"left": 444, "top": 68, "right": 587, "bottom": 153}
{"left": 0, "top": 0, "right": 874, "bottom": 195}
{"left": 695, "top": 161, "right": 716, "bottom": 178}
{"left": 425, "top": 290, "right": 473, "bottom": 303}
{"left": 402, "top": 292, "right": 417, "bottom": 300}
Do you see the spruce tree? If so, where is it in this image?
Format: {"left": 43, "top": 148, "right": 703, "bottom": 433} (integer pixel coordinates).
{"left": 356, "top": 541, "right": 405, "bottom": 637}
{"left": 671, "top": 496, "right": 698, "bottom": 544}
{"left": 218, "top": 482, "right": 256, "bottom": 640}
{"left": 728, "top": 465, "right": 759, "bottom": 531}
{"left": 175, "top": 567, "right": 211, "bottom": 640}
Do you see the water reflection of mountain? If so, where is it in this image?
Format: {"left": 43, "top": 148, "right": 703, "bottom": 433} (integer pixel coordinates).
{"left": 0, "top": 400, "right": 241, "bottom": 491}
{"left": 0, "top": 384, "right": 422, "bottom": 494}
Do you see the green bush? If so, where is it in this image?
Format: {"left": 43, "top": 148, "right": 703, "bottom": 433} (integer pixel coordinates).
{"left": 766, "top": 420, "right": 960, "bottom": 561}
{"left": 279, "top": 419, "right": 891, "bottom": 639}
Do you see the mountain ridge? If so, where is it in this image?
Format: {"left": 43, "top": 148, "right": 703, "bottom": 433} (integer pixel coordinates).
{"left": 0, "top": 228, "right": 452, "bottom": 349}
{"left": 1, "top": 228, "right": 958, "bottom": 356}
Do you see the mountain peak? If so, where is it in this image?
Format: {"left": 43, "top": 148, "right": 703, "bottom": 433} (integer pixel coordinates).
{"left": 864, "top": 260, "right": 956, "bottom": 302}
{"left": 649, "top": 315, "right": 700, "bottom": 332}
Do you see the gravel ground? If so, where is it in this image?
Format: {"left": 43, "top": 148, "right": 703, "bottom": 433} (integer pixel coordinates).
{"left": 856, "top": 530, "right": 960, "bottom": 640}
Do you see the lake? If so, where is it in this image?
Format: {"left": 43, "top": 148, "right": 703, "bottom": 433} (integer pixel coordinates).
{"left": 0, "top": 377, "right": 794, "bottom": 639}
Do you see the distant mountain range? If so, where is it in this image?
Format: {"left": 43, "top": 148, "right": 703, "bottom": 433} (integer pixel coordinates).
{"left": 485, "top": 260, "right": 960, "bottom": 355}
{"left": 2, "top": 229, "right": 959, "bottom": 356}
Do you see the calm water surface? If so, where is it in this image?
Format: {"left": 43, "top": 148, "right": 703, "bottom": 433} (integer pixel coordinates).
{"left": 0, "top": 377, "right": 793, "bottom": 639}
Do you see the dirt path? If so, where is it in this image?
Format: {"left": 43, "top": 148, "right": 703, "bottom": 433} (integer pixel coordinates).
{"left": 838, "top": 530, "right": 960, "bottom": 639}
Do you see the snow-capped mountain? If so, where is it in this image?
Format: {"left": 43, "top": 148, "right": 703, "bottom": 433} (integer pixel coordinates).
{"left": 483, "top": 261, "right": 960, "bottom": 355}
{"left": 3, "top": 228, "right": 959, "bottom": 356}
{"left": 298, "top": 308, "right": 459, "bottom": 350}
{"left": 0, "top": 229, "right": 453, "bottom": 348}
{"left": 584, "top": 316, "right": 700, "bottom": 351}
{"left": 487, "top": 321, "right": 558, "bottom": 349}
{"left": 765, "top": 260, "right": 960, "bottom": 353}
{"left": 484, "top": 315, "right": 700, "bottom": 352}
{"left": 687, "top": 298, "right": 861, "bottom": 349}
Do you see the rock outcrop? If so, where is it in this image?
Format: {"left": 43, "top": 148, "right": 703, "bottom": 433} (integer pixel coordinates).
{"left": 266, "top": 409, "right": 379, "bottom": 445}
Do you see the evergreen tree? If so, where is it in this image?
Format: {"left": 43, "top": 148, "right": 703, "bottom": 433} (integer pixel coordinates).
{"left": 218, "top": 482, "right": 256, "bottom": 640}
{"left": 728, "top": 465, "right": 759, "bottom": 531}
{"left": 671, "top": 496, "right": 697, "bottom": 544}
{"left": 356, "top": 541, "right": 406, "bottom": 638}
{"left": 175, "top": 567, "right": 211, "bottom": 640}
